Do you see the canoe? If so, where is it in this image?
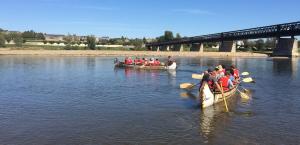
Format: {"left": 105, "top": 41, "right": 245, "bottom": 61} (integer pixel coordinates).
{"left": 115, "top": 62, "right": 177, "bottom": 70}
{"left": 199, "top": 82, "right": 238, "bottom": 108}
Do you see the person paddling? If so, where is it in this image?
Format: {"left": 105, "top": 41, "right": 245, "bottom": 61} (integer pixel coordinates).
{"left": 114, "top": 58, "right": 119, "bottom": 64}
{"left": 218, "top": 71, "right": 234, "bottom": 91}
{"left": 167, "top": 56, "right": 175, "bottom": 66}
{"left": 230, "top": 65, "right": 240, "bottom": 79}
{"left": 154, "top": 59, "right": 161, "bottom": 66}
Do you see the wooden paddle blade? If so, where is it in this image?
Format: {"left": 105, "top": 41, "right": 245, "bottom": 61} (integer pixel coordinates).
{"left": 240, "top": 91, "right": 250, "bottom": 99}
{"left": 242, "top": 77, "right": 254, "bottom": 83}
{"left": 180, "top": 92, "right": 189, "bottom": 98}
{"left": 237, "top": 89, "right": 250, "bottom": 99}
{"left": 180, "top": 83, "right": 194, "bottom": 89}
{"left": 240, "top": 86, "right": 250, "bottom": 92}
{"left": 241, "top": 72, "right": 250, "bottom": 76}
{"left": 192, "top": 73, "right": 203, "bottom": 79}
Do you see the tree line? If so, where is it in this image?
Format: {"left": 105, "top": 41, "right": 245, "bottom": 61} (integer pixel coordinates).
{"left": 62, "top": 34, "right": 146, "bottom": 50}
{"left": 1, "top": 28, "right": 299, "bottom": 51}
{"left": 0, "top": 28, "right": 147, "bottom": 50}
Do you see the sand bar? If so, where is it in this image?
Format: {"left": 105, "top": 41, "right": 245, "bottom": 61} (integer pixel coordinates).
{"left": 0, "top": 49, "right": 268, "bottom": 57}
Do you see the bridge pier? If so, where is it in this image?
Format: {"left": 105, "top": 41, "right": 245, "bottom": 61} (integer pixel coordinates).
{"left": 180, "top": 45, "right": 184, "bottom": 51}
{"left": 156, "top": 46, "right": 160, "bottom": 52}
{"left": 173, "top": 44, "right": 184, "bottom": 51}
{"left": 190, "top": 43, "right": 204, "bottom": 52}
{"left": 220, "top": 41, "right": 236, "bottom": 52}
{"left": 273, "top": 38, "right": 298, "bottom": 57}
{"left": 166, "top": 45, "right": 170, "bottom": 51}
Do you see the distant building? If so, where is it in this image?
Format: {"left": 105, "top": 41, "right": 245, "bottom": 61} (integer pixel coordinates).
{"left": 100, "top": 36, "right": 110, "bottom": 40}
{"left": 44, "top": 34, "right": 64, "bottom": 42}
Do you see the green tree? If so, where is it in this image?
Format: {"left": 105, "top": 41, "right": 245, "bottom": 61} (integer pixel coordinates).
{"left": 156, "top": 36, "right": 165, "bottom": 42}
{"left": 175, "top": 33, "right": 181, "bottom": 39}
{"left": 255, "top": 39, "right": 265, "bottom": 51}
{"left": 0, "top": 33, "right": 6, "bottom": 47}
{"left": 14, "top": 34, "right": 23, "bottom": 47}
{"left": 130, "top": 38, "right": 144, "bottom": 49}
{"left": 156, "top": 31, "right": 175, "bottom": 42}
{"left": 164, "top": 31, "right": 174, "bottom": 41}
{"left": 4, "top": 32, "right": 19, "bottom": 43}
{"left": 87, "top": 35, "right": 96, "bottom": 50}
{"left": 243, "top": 40, "right": 256, "bottom": 50}
{"left": 22, "top": 30, "right": 45, "bottom": 40}
{"left": 36, "top": 33, "right": 45, "bottom": 40}
{"left": 22, "top": 30, "right": 35, "bottom": 39}
{"left": 142, "top": 37, "right": 147, "bottom": 44}
{"left": 265, "top": 38, "right": 276, "bottom": 49}
{"left": 72, "top": 34, "right": 79, "bottom": 45}
{"left": 63, "top": 34, "right": 73, "bottom": 44}
{"left": 4, "top": 33, "right": 13, "bottom": 43}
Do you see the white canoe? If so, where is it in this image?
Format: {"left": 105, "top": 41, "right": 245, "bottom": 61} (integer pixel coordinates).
{"left": 199, "top": 82, "right": 238, "bottom": 108}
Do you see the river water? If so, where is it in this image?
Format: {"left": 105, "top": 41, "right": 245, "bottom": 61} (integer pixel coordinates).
{"left": 0, "top": 56, "right": 299, "bottom": 145}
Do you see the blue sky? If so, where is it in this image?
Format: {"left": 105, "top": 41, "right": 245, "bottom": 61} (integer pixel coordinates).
{"left": 0, "top": 0, "right": 299, "bottom": 38}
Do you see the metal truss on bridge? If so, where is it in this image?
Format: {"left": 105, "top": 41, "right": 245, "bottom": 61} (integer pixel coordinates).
{"left": 146, "top": 21, "right": 300, "bottom": 46}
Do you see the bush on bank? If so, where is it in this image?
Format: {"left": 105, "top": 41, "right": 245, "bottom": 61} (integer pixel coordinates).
{"left": 0, "top": 34, "right": 5, "bottom": 47}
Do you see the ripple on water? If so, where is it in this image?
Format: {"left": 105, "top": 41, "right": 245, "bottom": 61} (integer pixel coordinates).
{"left": 0, "top": 56, "right": 300, "bottom": 144}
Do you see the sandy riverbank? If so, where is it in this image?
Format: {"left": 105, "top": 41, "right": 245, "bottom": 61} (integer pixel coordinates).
{"left": 0, "top": 49, "right": 268, "bottom": 57}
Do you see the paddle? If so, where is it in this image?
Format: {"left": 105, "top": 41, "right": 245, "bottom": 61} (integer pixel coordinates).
{"left": 242, "top": 77, "right": 255, "bottom": 83}
{"left": 220, "top": 82, "right": 229, "bottom": 112}
{"left": 239, "top": 85, "right": 250, "bottom": 92}
{"left": 237, "top": 88, "right": 250, "bottom": 99}
{"left": 180, "top": 83, "right": 194, "bottom": 89}
{"left": 180, "top": 82, "right": 200, "bottom": 89}
{"left": 192, "top": 73, "right": 203, "bottom": 79}
{"left": 241, "top": 72, "right": 250, "bottom": 76}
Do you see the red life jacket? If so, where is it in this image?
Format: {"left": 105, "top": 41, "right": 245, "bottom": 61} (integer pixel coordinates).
{"left": 138, "top": 59, "right": 143, "bottom": 64}
{"left": 234, "top": 69, "right": 239, "bottom": 78}
{"left": 134, "top": 59, "right": 138, "bottom": 64}
{"left": 124, "top": 59, "right": 128, "bottom": 64}
{"left": 218, "top": 76, "right": 229, "bottom": 91}
{"left": 128, "top": 59, "right": 133, "bottom": 64}
{"left": 208, "top": 80, "right": 214, "bottom": 89}
{"left": 154, "top": 60, "right": 160, "bottom": 65}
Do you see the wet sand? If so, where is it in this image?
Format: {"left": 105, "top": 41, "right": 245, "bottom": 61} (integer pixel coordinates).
{"left": 0, "top": 49, "right": 268, "bottom": 57}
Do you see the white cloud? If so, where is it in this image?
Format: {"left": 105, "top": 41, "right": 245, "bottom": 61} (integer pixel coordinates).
{"left": 172, "top": 9, "right": 215, "bottom": 15}
{"left": 75, "top": 6, "right": 116, "bottom": 11}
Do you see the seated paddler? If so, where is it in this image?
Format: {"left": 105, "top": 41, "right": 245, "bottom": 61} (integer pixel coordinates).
{"left": 217, "top": 71, "right": 234, "bottom": 92}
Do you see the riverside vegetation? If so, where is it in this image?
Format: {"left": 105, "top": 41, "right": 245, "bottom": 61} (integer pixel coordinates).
{"left": 0, "top": 28, "right": 299, "bottom": 52}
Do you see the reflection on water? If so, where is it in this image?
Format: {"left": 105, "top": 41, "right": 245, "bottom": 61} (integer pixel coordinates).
{"left": 0, "top": 56, "right": 300, "bottom": 145}
{"left": 199, "top": 93, "right": 238, "bottom": 143}
{"left": 272, "top": 57, "right": 298, "bottom": 78}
